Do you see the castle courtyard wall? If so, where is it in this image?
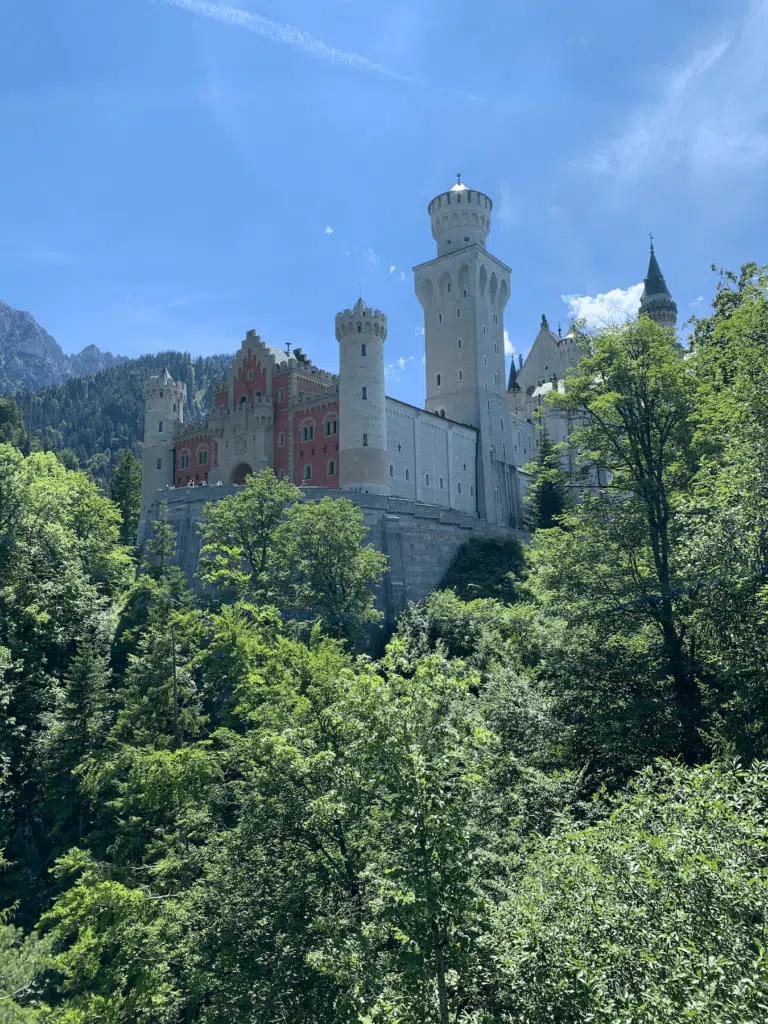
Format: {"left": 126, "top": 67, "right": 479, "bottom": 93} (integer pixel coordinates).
{"left": 149, "top": 484, "right": 526, "bottom": 624}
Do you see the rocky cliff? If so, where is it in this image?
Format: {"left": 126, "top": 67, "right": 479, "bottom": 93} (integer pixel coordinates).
{"left": 0, "top": 299, "right": 126, "bottom": 394}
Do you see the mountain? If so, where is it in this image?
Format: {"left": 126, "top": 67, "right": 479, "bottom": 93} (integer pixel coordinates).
{"left": 14, "top": 349, "right": 232, "bottom": 486}
{"left": 0, "top": 299, "right": 127, "bottom": 394}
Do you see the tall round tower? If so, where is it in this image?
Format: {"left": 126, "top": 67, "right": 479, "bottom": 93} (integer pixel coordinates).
{"left": 335, "top": 298, "right": 389, "bottom": 495}
{"left": 428, "top": 176, "right": 492, "bottom": 258}
{"left": 138, "top": 368, "right": 186, "bottom": 544}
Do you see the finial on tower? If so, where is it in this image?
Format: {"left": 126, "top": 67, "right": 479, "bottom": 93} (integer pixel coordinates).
{"left": 285, "top": 341, "right": 292, "bottom": 356}
{"left": 541, "top": 313, "right": 549, "bottom": 330}
{"left": 457, "top": 172, "right": 462, "bottom": 184}
{"left": 649, "top": 231, "right": 654, "bottom": 253}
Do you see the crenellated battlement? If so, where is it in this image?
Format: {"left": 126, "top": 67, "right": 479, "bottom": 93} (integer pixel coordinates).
{"left": 335, "top": 298, "right": 387, "bottom": 342}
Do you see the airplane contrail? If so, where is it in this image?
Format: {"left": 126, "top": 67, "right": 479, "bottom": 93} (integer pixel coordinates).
{"left": 154, "top": 0, "right": 419, "bottom": 85}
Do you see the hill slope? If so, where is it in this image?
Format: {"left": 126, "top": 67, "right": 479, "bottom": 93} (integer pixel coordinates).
{"left": 15, "top": 350, "right": 232, "bottom": 485}
{"left": 0, "top": 299, "right": 127, "bottom": 393}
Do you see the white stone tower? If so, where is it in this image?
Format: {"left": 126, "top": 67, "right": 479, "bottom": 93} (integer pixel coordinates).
{"left": 414, "top": 176, "right": 511, "bottom": 524}
{"left": 138, "top": 368, "right": 186, "bottom": 544}
{"left": 639, "top": 239, "right": 678, "bottom": 329}
{"left": 336, "top": 298, "right": 389, "bottom": 495}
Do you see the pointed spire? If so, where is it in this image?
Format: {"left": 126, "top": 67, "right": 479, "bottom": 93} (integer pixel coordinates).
{"left": 353, "top": 296, "right": 367, "bottom": 313}
{"left": 507, "top": 360, "right": 520, "bottom": 392}
{"left": 640, "top": 236, "right": 677, "bottom": 328}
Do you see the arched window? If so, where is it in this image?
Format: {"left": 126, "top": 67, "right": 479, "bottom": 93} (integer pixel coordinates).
{"left": 278, "top": 432, "right": 285, "bottom": 447}
{"left": 405, "top": 468, "right": 410, "bottom": 482}
{"left": 458, "top": 370, "right": 463, "bottom": 381}
{"left": 425, "top": 473, "right": 430, "bottom": 487}
{"left": 436, "top": 374, "right": 441, "bottom": 387}
{"left": 324, "top": 418, "right": 337, "bottom": 436}
{"left": 247, "top": 369, "right": 253, "bottom": 381}
{"left": 362, "top": 433, "right": 368, "bottom": 447}
{"left": 158, "top": 420, "right": 164, "bottom": 433}
{"left": 198, "top": 449, "right": 209, "bottom": 466}
{"left": 277, "top": 387, "right": 285, "bottom": 402}
{"left": 156, "top": 458, "right": 162, "bottom": 471}
{"left": 304, "top": 464, "right": 312, "bottom": 481}
{"left": 362, "top": 386, "right": 368, "bottom": 400}
{"left": 389, "top": 464, "right": 394, "bottom": 477}
{"left": 456, "top": 308, "right": 461, "bottom": 318}
{"left": 457, "top": 481, "right": 462, "bottom": 494}
{"left": 457, "top": 338, "right": 462, "bottom": 349}
{"left": 361, "top": 343, "right": 366, "bottom": 356}
{"left": 483, "top": 355, "right": 488, "bottom": 367}
{"left": 179, "top": 452, "right": 190, "bottom": 469}
{"left": 438, "top": 313, "right": 443, "bottom": 324}
{"left": 470, "top": 485, "right": 474, "bottom": 497}
{"left": 301, "top": 422, "right": 315, "bottom": 442}
{"left": 500, "top": 417, "right": 505, "bottom": 431}
{"left": 327, "top": 460, "right": 336, "bottom": 476}
{"left": 357, "top": 324, "right": 362, "bottom": 333}
{"left": 439, "top": 477, "right": 444, "bottom": 489}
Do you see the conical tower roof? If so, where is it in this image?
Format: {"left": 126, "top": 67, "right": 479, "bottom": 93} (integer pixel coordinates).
{"left": 639, "top": 239, "right": 677, "bottom": 328}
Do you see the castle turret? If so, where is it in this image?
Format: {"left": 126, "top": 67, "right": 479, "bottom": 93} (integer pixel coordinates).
{"left": 335, "top": 298, "right": 389, "bottom": 495}
{"left": 138, "top": 368, "right": 186, "bottom": 544}
{"left": 639, "top": 239, "right": 678, "bottom": 329}
{"left": 416, "top": 177, "right": 511, "bottom": 524}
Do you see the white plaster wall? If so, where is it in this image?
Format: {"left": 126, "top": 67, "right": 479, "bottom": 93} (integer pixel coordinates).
{"left": 386, "top": 399, "right": 478, "bottom": 515}
{"left": 517, "top": 324, "right": 567, "bottom": 394}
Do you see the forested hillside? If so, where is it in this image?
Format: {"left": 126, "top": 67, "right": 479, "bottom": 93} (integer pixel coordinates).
{"left": 13, "top": 350, "right": 231, "bottom": 484}
{"left": 3, "top": 263, "right": 768, "bottom": 1023}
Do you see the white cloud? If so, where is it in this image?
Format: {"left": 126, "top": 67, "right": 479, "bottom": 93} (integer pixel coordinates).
{"left": 561, "top": 282, "right": 644, "bottom": 329}
{"left": 503, "top": 329, "right": 515, "bottom": 356}
{"left": 324, "top": 225, "right": 334, "bottom": 235}
{"left": 414, "top": 326, "right": 425, "bottom": 336}
{"left": 399, "top": 271, "right": 406, "bottom": 281}
{"left": 580, "top": 0, "right": 768, "bottom": 180}
{"left": 389, "top": 264, "right": 396, "bottom": 274}
{"left": 385, "top": 354, "right": 415, "bottom": 380}
{"left": 690, "top": 295, "right": 705, "bottom": 306}
{"left": 364, "top": 248, "right": 377, "bottom": 264}
{"left": 155, "top": 0, "right": 417, "bottom": 84}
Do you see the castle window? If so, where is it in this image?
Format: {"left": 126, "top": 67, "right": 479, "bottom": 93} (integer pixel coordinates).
{"left": 447, "top": 282, "right": 451, "bottom": 292}
{"left": 463, "top": 290, "right": 467, "bottom": 298}
{"left": 457, "top": 481, "right": 462, "bottom": 494}
{"left": 357, "top": 324, "right": 362, "bottom": 333}
{"left": 278, "top": 432, "right": 285, "bottom": 447}
{"left": 457, "top": 338, "right": 462, "bottom": 349}
{"left": 324, "top": 418, "right": 337, "bottom": 436}
{"left": 483, "top": 325, "right": 487, "bottom": 335}
{"left": 425, "top": 473, "right": 430, "bottom": 486}
{"left": 439, "top": 477, "right": 444, "bottom": 489}
{"left": 436, "top": 374, "right": 441, "bottom": 387}
{"left": 471, "top": 485, "right": 474, "bottom": 496}
{"left": 438, "top": 313, "right": 443, "bottom": 324}
{"left": 156, "top": 458, "right": 162, "bottom": 471}
{"left": 464, "top": 236, "right": 469, "bottom": 242}
{"left": 158, "top": 420, "right": 164, "bottom": 433}
{"left": 327, "top": 459, "right": 336, "bottom": 476}
{"left": 494, "top": 487, "right": 501, "bottom": 502}
{"left": 173, "top": 403, "right": 176, "bottom": 412}
{"left": 361, "top": 343, "right": 366, "bottom": 356}
{"left": 304, "top": 464, "right": 312, "bottom": 481}
{"left": 484, "top": 381, "right": 488, "bottom": 390}
{"left": 405, "top": 468, "right": 410, "bottom": 482}
{"left": 302, "top": 423, "right": 315, "bottom": 442}
{"left": 389, "top": 464, "right": 394, "bottom": 477}
{"left": 247, "top": 369, "right": 253, "bottom": 381}
{"left": 439, "top": 409, "right": 445, "bottom": 418}
{"left": 179, "top": 453, "right": 190, "bottom": 469}
{"left": 198, "top": 450, "right": 209, "bottom": 466}
{"left": 457, "top": 308, "right": 461, "bottom": 318}
{"left": 160, "top": 391, "right": 163, "bottom": 398}
{"left": 278, "top": 387, "right": 284, "bottom": 402}
{"left": 363, "top": 433, "right": 368, "bottom": 446}
{"left": 240, "top": 396, "right": 247, "bottom": 407}
{"left": 495, "top": 372, "right": 501, "bottom": 387}
{"left": 483, "top": 355, "right": 488, "bottom": 367}
{"left": 500, "top": 417, "right": 505, "bottom": 431}
{"left": 458, "top": 370, "right": 463, "bottom": 381}
{"left": 362, "top": 387, "right": 367, "bottom": 400}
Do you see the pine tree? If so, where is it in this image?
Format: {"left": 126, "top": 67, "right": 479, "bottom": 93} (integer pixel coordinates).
{"left": 524, "top": 429, "right": 572, "bottom": 530}
{"left": 110, "top": 448, "right": 142, "bottom": 547}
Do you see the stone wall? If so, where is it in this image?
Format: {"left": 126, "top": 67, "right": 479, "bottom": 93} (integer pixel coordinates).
{"left": 147, "top": 484, "right": 526, "bottom": 624}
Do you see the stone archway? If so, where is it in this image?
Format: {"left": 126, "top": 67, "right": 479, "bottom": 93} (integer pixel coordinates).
{"left": 232, "top": 463, "right": 254, "bottom": 485}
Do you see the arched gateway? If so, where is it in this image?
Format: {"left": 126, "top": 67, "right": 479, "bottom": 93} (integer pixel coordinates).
{"left": 232, "top": 463, "right": 253, "bottom": 485}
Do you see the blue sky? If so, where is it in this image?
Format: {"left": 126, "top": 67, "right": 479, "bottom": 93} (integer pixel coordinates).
{"left": 1, "top": 0, "right": 767, "bottom": 407}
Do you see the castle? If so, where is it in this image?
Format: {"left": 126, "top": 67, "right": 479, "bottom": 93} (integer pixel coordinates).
{"left": 140, "top": 179, "right": 677, "bottom": 616}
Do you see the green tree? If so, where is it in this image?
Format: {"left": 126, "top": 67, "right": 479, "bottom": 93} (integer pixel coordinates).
{"left": 530, "top": 315, "right": 702, "bottom": 768}
{"left": 271, "top": 496, "right": 388, "bottom": 644}
{"left": 0, "top": 914, "right": 51, "bottom": 1022}
{"left": 0, "top": 399, "right": 27, "bottom": 451}
{"left": 440, "top": 535, "right": 524, "bottom": 602}
{"left": 486, "top": 760, "right": 768, "bottom": 1023}
{"left": 523, "top": 428, "right": 572, "bottom": 530}
{"left": 109, "top": 449, "right": 142, "bottom": 547}
{"left": 198, "top": 468, "right": 301, "bottom": 601}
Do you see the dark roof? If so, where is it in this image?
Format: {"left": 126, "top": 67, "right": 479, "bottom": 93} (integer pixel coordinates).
{"left": 507, "top": 361, "right": 520, "bottom": 391}
{"left": 644, "top": 244, "right": 671, "bottom": 297}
